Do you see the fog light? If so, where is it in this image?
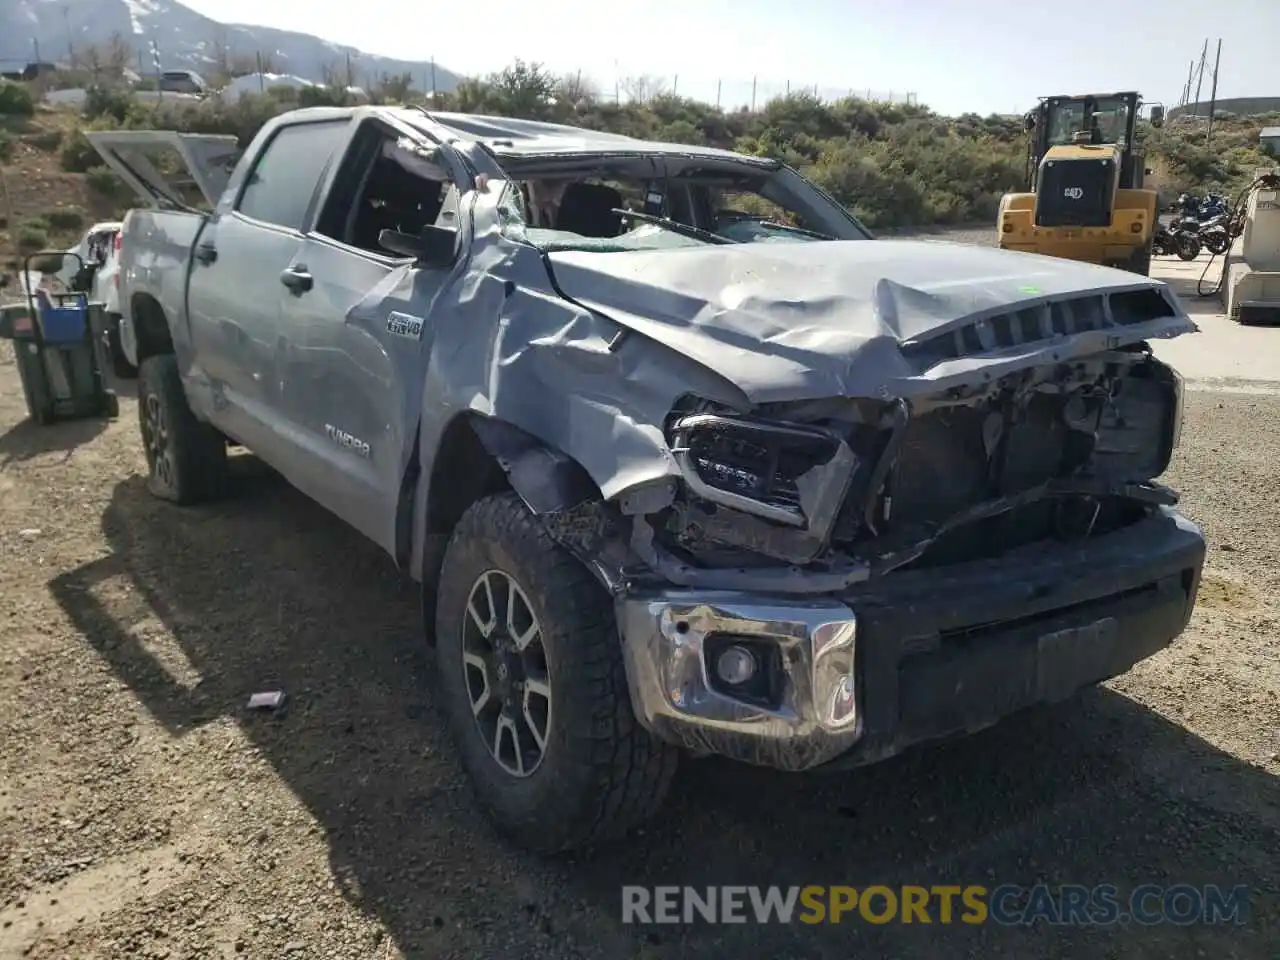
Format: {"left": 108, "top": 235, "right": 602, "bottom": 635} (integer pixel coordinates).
{"left": 715, "top": 645, "right": 758, "bottom": 686}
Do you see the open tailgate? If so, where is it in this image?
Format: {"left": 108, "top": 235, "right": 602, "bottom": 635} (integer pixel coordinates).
{"left": 84, "top": 130, "right": 240, "bottom": 210}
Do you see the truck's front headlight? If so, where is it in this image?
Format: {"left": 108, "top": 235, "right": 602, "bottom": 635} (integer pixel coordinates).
{"left": 667, "top": 411, "right": 859, "bottom": 531}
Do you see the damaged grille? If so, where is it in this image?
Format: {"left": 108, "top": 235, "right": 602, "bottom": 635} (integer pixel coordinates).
{"left": 899, "top": 289, "right": 1177, "bottom": 369}
{"left": 660, "top": 352, "right": 1177, "bottom": 574}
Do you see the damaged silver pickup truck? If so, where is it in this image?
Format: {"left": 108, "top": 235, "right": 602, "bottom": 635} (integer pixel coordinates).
{"left": 89, "top": 106, "right": 1205, "bottom": 853}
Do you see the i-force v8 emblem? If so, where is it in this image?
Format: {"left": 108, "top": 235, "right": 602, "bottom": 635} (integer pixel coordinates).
{"left": 386, "top": 311, "right": 425, "bottom": 340}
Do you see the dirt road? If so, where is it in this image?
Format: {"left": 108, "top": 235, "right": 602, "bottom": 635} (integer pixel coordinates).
{"left": 2, "top": 326, "right": 1279, "bottom": 956}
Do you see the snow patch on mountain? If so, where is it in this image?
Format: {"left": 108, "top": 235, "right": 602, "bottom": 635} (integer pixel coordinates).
{"left": 122, "top": 0, "right": 161, "bottom": 35}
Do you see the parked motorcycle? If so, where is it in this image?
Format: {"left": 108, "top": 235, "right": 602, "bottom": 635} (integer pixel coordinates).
{"left": 1152, "top": 223, "right": 1201, "bottom": 261}
{"left": 1170, "top": 195, "right": 1235, "bottom": 256}
{"left": 1196, "top": 214, "right": 1232, "bottom": 255}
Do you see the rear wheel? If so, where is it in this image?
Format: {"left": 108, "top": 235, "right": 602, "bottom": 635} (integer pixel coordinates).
{"left": 137, "top": 354, "right": 227, "bottom": 504}
{"left": 1203, "top": 231, "right": 1230, "bottom": 256}
{"left": 434, "top": 492, "right": 678, "bottom": 853}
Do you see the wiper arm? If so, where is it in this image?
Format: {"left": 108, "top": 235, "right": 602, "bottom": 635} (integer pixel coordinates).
{"left": 760, "top": 219, "right": 836, "bottom": 240}
{"left": 611, "top": 208, "right": 733, "bottom": 245}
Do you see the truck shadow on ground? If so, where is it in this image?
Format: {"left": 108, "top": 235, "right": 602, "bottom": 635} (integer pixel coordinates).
{"left": 50, "top": 462, "right": 1280, "bottom": 959}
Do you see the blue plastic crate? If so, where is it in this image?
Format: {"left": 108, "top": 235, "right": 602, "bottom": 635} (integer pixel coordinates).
{"left": 37, "top": 298, "right": 88, "bottom": 345}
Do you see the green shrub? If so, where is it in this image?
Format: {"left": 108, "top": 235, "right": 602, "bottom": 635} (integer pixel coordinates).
{"left": 85, "top": 165, "right": 125, "bottom": 197}
{"left": 46, "top": 208, "right": 85, "bottom": 230}
{"left": 0, "top": 131, "right": 14, "bottom": 162}
{"left": 16, "top": 227, "right": 50, "bottom": 253}
{"left": 0, "top": 81, "right": 35, "bottom": 118}
{"left": 83, "top": 85, "right": 135, "bottom": 124}
{"left": 59, "top": 119, "right": 117, "bottom": 172}
{"left": 25, "top": 129, "right": 62, "bottom": 151}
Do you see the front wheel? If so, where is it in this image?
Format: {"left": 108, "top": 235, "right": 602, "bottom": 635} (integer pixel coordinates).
{"left": 434, "top": 493, "right": 678, "bottom": 853}
{"left": 1175, "top": 233, "right": 1202, "bottom": 261}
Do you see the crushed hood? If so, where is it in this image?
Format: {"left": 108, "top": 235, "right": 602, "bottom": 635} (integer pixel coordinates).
{"left": 546, "top": 239, "right": 1195, "bottom": 403}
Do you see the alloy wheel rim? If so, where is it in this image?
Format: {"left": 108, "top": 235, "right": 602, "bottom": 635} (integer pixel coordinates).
{"left": 461, "top": 569, "right": 552, "bottom": 778}
{"left": 141, "top": 392, "right": 174, "bottom": 489}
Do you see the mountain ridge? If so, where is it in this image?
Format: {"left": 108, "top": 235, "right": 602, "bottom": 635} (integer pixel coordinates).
{"left": 0, "top": 0, "right": 464, "bottom": 92}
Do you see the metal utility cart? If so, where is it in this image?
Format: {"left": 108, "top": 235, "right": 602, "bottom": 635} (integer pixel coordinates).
{"left": 0, "top": 251, "right": 119, "bottom": 425}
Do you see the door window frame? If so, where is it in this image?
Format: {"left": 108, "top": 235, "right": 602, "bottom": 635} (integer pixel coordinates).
{"left": 231, "top": 117, "right": 353, "bottom": 238}
{"left": 305, "top": 114, "right": 475, "bottom": 267}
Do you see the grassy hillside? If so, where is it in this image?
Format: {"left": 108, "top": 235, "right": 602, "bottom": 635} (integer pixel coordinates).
{"left": 2, "top": 61, "right": 1278, "bottom": 279}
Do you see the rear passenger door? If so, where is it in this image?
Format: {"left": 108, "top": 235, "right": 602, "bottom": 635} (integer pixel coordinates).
{"left": 186, "top": 118, "right": 350, "bottom": 459}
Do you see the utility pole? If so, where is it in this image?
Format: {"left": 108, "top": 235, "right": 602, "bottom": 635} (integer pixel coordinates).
{"left": 751, "top": 75, "right": 757, "bottom": 112}
{"left": 33, "top": 37, "right": 41, "bottom": 62}
{"left": 1193, "top": 38, "right": 1208, "bottom": 110}
{"left": 1206, "top": 38, "right": 1222, "bottom": 146}
{"left": 1183, "top": 60, "right": 1194, "bottom": 107}
{"left": 716, "top": 78, "right": 721, "bottom": 109}
{"left": 430, "top": 57, "right": 437, "bottom": 99}
{"left": 63, "top": 5, "right": 74, "bottom": 63}
{"left": 151, "top": 40, "right": 161, "bottom": 101}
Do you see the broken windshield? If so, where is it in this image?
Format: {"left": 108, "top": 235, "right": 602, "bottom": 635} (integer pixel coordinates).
{"left": 494, "top": 163, "right": 868, "bottom": 253}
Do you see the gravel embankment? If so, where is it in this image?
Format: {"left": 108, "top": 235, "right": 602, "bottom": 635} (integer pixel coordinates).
{"left": 0, "top": 292, "right": 1277, "bottom": 958}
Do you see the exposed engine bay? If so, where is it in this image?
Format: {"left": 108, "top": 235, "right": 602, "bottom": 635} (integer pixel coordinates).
{"left": 547, "top": 343, "right": 1183, "bottom": 596}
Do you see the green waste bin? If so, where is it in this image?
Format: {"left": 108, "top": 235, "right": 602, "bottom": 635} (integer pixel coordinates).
{"left": 0, "top": 252, "right": 119, "bottom": 426}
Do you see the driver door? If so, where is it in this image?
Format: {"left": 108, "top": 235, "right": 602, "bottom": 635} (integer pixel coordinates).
{"left": 277, "top": 116, "right": 476, "bottom": 550}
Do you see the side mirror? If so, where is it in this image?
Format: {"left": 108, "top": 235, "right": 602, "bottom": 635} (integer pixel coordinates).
{"left": 1023, "top": 113, "right": 1036, "bottom": 131}
{"left": 1150, "top": 105, "right": 1165, "bottom": 128}
{"left": 377, "top": 224, "right": 458, "bottom": 267}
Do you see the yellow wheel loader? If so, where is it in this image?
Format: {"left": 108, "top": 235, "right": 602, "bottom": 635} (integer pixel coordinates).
{"left": 997, "top": 92, "right": 1164, "bottom": 274}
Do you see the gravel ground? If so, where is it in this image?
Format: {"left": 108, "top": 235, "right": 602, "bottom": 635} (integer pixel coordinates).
{"left": 1, "top": 290, "right": 1278, "bottom": 958}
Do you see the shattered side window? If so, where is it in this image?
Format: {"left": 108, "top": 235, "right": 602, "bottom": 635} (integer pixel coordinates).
{"left": 496, "top": 181, "right": 532, "bottom": 242}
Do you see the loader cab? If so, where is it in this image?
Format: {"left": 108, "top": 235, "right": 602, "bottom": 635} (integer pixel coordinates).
{"left": 1025, "top": 91, "right": 1146, "bottom": 228}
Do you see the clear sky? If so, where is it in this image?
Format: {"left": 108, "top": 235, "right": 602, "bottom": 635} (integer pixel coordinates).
{"left": 182, "top": 0, "right": 1277, "bottom": 117}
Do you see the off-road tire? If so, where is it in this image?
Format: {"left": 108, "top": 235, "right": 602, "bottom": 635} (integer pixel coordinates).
{"left": 434, "top": 492, "right": 679, "bottom": 853}
{"left": 105, "top": 313, "right": 137, "bottom": 379}
{"left": 1175, "top": 233, "right": 1201, "bottom": 261}
{"left": 137, "top": 354, "right": 228, "bottom": 504}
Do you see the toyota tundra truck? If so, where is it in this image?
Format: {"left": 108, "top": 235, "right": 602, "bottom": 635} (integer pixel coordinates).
{"left": 88, "top": 106, "right": 1204, "bottom": 853}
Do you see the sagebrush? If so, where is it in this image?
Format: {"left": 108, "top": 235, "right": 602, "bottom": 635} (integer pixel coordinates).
{"left": 43, "top": 63, "right": 1280, "bottom": 229}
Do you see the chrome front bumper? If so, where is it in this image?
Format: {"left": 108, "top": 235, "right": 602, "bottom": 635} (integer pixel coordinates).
{"left": 616, "top": 593, "right": 860, "bottom": 771}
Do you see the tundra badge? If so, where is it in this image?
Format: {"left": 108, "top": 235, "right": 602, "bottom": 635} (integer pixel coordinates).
{"left": 325, "top": 424, "right": 371, "bottom": 458}
{"left": 386, "top": 311, "right": 425, "bottom": 340}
